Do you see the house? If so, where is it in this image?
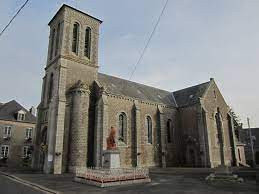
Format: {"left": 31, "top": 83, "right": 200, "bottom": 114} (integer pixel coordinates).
{"left": 0, "top": 100, "right": 36, "bottom": 167}
{"left": 239, "top": 128, "right": 259, "bottom": 166}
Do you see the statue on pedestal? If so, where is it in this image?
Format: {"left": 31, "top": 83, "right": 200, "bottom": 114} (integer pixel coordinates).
{"left": 103, "top": 126, "right": 120, "bottom": 169}
{"left": 106, "top": 126, "right": 117, "bottom": 150}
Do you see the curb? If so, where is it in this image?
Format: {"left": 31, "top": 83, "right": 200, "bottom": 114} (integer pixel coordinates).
{"left": 0, "top": 171, "right": 60, "bottom": 194}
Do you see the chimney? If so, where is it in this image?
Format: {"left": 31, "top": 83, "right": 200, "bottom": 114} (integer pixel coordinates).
{"left": 29, "top": 106, "right": 36, "bottom": 116}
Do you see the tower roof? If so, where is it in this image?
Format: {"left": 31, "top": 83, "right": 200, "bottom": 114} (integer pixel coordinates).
{"left": 48, "top": 4, "right": 103, "bottom": 26}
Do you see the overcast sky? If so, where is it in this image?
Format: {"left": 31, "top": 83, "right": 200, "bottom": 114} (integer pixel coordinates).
{"left": 0, "top": 0, "right": 258, "bottom": 127}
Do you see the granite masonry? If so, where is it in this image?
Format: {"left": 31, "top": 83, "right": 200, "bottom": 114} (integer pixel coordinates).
{"left": 32, "top": 4, "right": 245, "bottom": 174}
{"left": 0, "top": 100, "right": 36, "bottom": 167}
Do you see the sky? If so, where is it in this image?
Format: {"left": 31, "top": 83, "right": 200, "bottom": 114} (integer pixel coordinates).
{"left": 0, "top": 0, "right": 258, "bottom": 127}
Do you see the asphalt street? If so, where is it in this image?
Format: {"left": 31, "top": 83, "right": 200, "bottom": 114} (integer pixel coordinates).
{"left": 0, "top": 174, "right": 45, "bottom": 194}
{"left": 0, "top": 169, "right": 257, "bottom": 194}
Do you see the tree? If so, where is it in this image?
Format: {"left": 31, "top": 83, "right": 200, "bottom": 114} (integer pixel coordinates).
{"left": 229, "top": 108, "right": 242, "bottom": 139}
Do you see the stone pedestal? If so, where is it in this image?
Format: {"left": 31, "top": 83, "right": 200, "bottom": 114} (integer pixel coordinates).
{"left": 214, "top": 165, "right": 232, "bottom": 175}
{"left": 103, "top": 150, "right": 120, "bottom": 169}
{"left": 206, "top": 165, "right": 243, "bottom": 183}
{"left": 75, "top": 167, "right": 151, "bottom": 187}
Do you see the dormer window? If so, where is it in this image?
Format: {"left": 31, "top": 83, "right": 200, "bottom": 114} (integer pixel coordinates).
{"left": 3, "top": 126, "right": 11, "bottom": 139}
{"left": 18, "top": 113, "right": 25, "bottom": 121}
{"left": 17, "top": 110, "right": 26, "bottom": 121}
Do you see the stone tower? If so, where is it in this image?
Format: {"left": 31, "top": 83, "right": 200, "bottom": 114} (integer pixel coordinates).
{"left": 33, "top": 4, "right": 102, "bottom": 174}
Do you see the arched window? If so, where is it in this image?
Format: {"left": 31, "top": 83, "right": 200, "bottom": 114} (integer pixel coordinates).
{"left": 118, "top": 113, "right": 126, "bottom": 142}
{"left": 55, "top": 22, "right": 61, "bottom": 56}
{"left": 49, "top": 29, "right": 55, "bottom": 60}
{"left": 215, "top": 108, "right": 223, "bottom": 146}
{"left": 167, "top": 119, "right": 172, "bottom": 143}
{"left": 72, "top": 22, "right": 79, "bottom": 54}
{"left": 146, "top": 116, "right": 152, "bottom": 144}
{"left": 84, "top": 27, "right": 91, "bottom": 58}
{"left": 48, "top": 73, "right": 54, "bottom": 101}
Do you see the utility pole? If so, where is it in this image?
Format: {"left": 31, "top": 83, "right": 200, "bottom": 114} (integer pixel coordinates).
{"left": 247, "top": 118, "right": 256, "bottom": 168}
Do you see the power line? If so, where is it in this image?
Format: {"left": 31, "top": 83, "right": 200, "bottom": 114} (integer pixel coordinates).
{"left": 0, "top": 0, "right": 30, "bottom": 38}
{"left": 128, "top": 0, "right": 169, "bottom": 80}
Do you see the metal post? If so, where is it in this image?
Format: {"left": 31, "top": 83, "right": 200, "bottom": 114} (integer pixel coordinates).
{"left": 247, "top": 118, "right": 256, "bottom": 168}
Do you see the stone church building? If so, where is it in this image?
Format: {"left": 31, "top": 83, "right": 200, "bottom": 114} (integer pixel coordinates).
{"left": 33, "top": 4, "right": 243, "bottom": 174}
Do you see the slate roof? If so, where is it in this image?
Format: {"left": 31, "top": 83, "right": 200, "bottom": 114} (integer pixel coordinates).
{"left": 0, "top": 100, "right": 36, "bottom": 123}
{"left": 97, "top": 73, "right": 176, "bottom": 106}
{"left": 173, "top": 81, "right": 211, "bottom": 107}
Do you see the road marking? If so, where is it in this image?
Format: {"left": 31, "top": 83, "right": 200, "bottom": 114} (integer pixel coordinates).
{"left": 0, "top": 171, "right": 60, "bottom": 194}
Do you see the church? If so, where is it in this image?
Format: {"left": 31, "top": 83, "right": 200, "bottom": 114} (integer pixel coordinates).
{"left": 32, "top": 4, "right": 244, "bottom": 174}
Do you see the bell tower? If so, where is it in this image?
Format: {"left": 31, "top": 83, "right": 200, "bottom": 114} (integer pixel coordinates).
{"left": 33, "top": 4, "right": 102, "bottom": 174}
{"left": 47, "top": 4, "right": 102, "bottom": 86}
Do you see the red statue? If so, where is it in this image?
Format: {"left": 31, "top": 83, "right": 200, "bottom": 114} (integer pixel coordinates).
{"left": 106, "top": 126, "right": 117, "bottom": 150}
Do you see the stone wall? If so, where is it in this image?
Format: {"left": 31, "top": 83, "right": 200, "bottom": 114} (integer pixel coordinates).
{"left": 105, "top": 95, "right": 135, "bottom": 168}
{"left": 178, "top": 105, "right": 202, "bottom": 167}
{"left": 201, "top": 80, "right": 236, "bottom": 167}
{"left": 0, "top": 120, "right": 35, "bottom": 167}
{"left": 160, "top": 106, "right": 179, "bottom": 167}
{"left": 34, "top": 5, "right": 101, "bottom": 174}
{"left": 34, "top": 5, "right": 244, "bottom": 174}
{"left": 94, "top": 93, "right": 178, "bottom": 168}
{"left": 177, "top": 80, "right": 239, "bottom": 168}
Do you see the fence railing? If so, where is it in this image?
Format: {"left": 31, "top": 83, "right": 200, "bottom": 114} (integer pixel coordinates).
{"left": 75, "top": 167, "right": 150, "bottom": 183}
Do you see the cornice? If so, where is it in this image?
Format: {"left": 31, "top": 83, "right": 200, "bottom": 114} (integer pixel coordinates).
{"left": 0, "top": 118, "right": 36, "bottom": 125}
{"left": 69, "top": 80, "right": 90, "bottom": 94}
{"left": 45, "top": 54, "right": 99, "bottom": 70}
{"left": 104, "top": 92, "right": 174, "bottom": 109}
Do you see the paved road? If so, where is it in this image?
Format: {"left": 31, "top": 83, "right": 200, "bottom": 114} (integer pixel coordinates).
{"left": 0, "top": 167, "right": 257, "bottom": 194}
{"left": 0, "top": 174, "right": 45, "bottom": 194}
{"left": 10, "top": 173, "right": 258, "bottom": 194}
